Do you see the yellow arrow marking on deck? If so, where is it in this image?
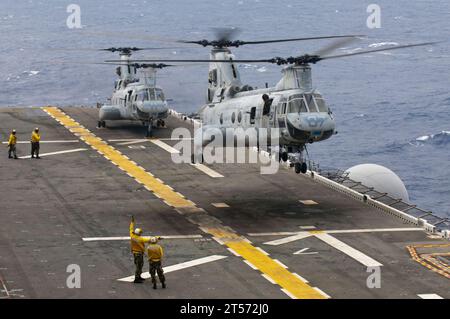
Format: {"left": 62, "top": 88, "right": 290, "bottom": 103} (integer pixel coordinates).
{"left": 42, "top": 106, "right": 326, "bottom": 299}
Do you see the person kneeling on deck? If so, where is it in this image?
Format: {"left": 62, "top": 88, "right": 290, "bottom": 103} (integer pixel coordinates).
{"left": 31, "top": 127, "right": 41, "bottom": 159}
{"left": 147, "top": 236, "right": 165, "bottom": 289}
{"left": 8, "top": 130, "right": 18, "bottom": 159}
{"left": 130, "top": 215, "right": 150, "bottom": 283}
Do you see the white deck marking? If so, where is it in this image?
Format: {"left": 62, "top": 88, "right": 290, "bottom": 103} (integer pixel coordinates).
{"left": 150, "top": 139, "right": 224, "bottom": 178}
{"left": 326, "top": 228, "right": 424, "bottom": 234}
{"left": 3, "top": 140, "right": 79, "bottom": 144}
{"left": 117, "top": 139, "right": 148, "bottom": 146}
{"left": 299, "top": 200, "right": 318, "bottom": 205}
{"left": 19, "top": 148, "right": 88, "bottom": 159}
{"left": 117, "top": 255, "right": 228, "bottom": 282}
{"left": 212, "top": 202, "right": 230, "bottom": 208}
{"left": 281, "top": 288, "right": 297, "bottom": 299}
{"left": 294, "top": 248, "right": 319, "bottom": 255}
{"left": 252, "top": 227, "right": 424, "bottom": 238}
{"left": 248, "top": 232, "right": 300, "bottom": 236}
{"left": 264, "top": 232, "right": 312, "bottom": 246}
{"left": 82, "top": 235, "right": 203, "bottom": 242}
{"left": 190, "top": 163, "right": 224, "bottom": 178}
{"left": 417, "top": 294, "right": 444, "bottom": 299}
{"left": 314, "top": 233, "right": 383, "bottom": 267}
{"left": 313, "top": 287, "right": 331, "bottom": 299}
{"left": 149, "top": 139, "right": 180, "bottom": 154}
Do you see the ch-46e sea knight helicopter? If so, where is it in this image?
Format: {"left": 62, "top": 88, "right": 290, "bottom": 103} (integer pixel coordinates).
{"left": 112, "top": 31, "right": 435, "bottom": 173}
{"left": 93, "top": 47, "right": 176, "bottom": 137}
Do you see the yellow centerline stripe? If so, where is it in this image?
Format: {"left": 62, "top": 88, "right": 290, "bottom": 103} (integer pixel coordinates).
{"left": 43, "top": 107, "right": 194, "bottom": 208}
{"left": 43, "top": 106, "right": 326, "bottom": 299}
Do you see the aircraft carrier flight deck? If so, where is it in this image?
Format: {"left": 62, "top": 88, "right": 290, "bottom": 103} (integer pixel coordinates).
{"left": 0, "top": 106, "right": 449, "bottom": 299}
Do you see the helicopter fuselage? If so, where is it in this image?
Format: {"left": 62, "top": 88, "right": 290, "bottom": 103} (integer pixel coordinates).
{"left": 100, "top": 82, "right": 168, "bottom": 122}
{"left": 198, "top": 88, "right": 335, "bottom": 147}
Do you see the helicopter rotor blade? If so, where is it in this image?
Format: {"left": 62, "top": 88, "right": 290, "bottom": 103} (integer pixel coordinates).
{"left": 105, "top": 58, "right": 272, "bottom": 64}
{"left": 319, "top": 41, "right": 438, "bottom": 61}
{"left": 313, "top": 37, "right": 362, "bottom": 57}
{"left": 239, "top": 34, "right": 365, "bottom": 46}
{"left": 180, "top": 34, "right": 365, "bottom": 48}
{"left": 106, "top": 41, "right": 438, "bottom": 65}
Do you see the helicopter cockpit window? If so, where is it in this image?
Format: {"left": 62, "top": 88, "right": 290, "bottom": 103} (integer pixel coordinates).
{"left": 313, "top": 94, "right": 328, "bottom": 112}
{"left": 148, "top": 89, "right": 156, "bottom": 101}
{"left": 304, "top": 94, "right": 318, "bottom": 112}
{"left": 155, "top": 89, "right": 165, "bottom": 101}
{"left": 137, "top": 90, "right": 149, "bottom": 102}
{"left": 288, "top": 98, "right": 307, "bottom": 113}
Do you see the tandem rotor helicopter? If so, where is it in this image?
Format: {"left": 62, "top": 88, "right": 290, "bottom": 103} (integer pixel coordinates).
{"left": 106, "top": 29, "right": 435, "bottom": 173}
{"left": 67, "top": 46, "right": 180, "bottom": 137}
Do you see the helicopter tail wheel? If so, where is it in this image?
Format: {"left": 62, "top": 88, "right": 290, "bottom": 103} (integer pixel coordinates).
{"left": 161, "top": 120, "right": 165, "bottom": 127}
{"left": 102, "top": 121, "right": 106, "bottom": 128}
{"left": 281, "top": 152, "right": 288, "bottom": 162}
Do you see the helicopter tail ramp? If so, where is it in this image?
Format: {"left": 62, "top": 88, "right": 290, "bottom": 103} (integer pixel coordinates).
{"left": 0, "top": 106, "right": 448, "bottom": 299}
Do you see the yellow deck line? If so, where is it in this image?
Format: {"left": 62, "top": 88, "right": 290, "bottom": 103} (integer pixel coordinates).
{"left": 42, "top": 106, "right": 326, "bottom": 299}
{"left": 42, "top": 107, "right": 194, "bottom": 208}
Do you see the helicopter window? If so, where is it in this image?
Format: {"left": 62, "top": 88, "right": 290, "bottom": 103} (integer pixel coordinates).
{"left": 220, "top": 113, "right": 223, "bottom": 125}
{"left": 314, "top": 97, "right": 327, "bottom": 112}
{"left": 250, "top": 107, "right": 256, "bottom": 124}
{"left": 238, "top": 111, "right": 242, "bottom": 123}
{"left": 231, "top": 112, "right": 236, "bottom": 124}
{"left": 155, "top": 89, "right": 165, "bottom": 101}
{"left": 148, "top": 89, "right": 156, "bottom": 101}
{"left": 304, "top": 94, "right": 318, "bottom": 112}
{"left": 288, "top": 98, "right": 307, "bottom": 113}
{"left": 137, "top": 90, "right": 149, "bottom": 101}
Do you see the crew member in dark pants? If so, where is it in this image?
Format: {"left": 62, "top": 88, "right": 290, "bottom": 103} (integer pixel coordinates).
{"left": 31, "top": 127, "right": 41, "bottom": 159}
{"left": 147, "top": 236, "right": 165, "bottom": 289}
{"left": 130, "top": 216, "right": 150, "bottom": 283}
{"left": 8, "top": 130, "right": 18, "bottom": 159}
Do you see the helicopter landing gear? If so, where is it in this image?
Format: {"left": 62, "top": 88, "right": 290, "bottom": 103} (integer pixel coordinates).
{"left": 146, "top": 124, "right": 153, "bottom": 138}
{"left": 283, "top": 146, "right": 308, "bottom": 174}
{"left": 294, "top": 162, "right": 308, "bottom": 174}
{"left": 144, "top": 118, "right": 154, "bottom": 138}
{"left": 97, "top": 120, "right": 106, "bottom": 128}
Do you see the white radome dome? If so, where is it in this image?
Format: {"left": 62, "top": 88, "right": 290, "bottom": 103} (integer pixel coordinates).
{"left": 345, "top": 164, "right": 409, "bottom": 202}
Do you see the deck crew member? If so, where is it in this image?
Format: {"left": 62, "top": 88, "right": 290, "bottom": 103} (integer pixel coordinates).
{"left": 31, "top": 128, "right": 41, "bottom": 159}
{"left": 147, "top": 236, "right": 166, "bottom": 289}
{"left": 130, "top": 215, "right": 150, "bottom": 283}
{"left": 8, "top": 130, "right": 18, "bottom": 159}
{"left": 8, "top": 130, "right": 17, "bottom": 159}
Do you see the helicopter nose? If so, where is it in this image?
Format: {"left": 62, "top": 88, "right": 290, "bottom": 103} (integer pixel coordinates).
{"left": 138, "top": 101, "right": 168, "bottom": 114}
{"left": 286, "top": 113, "right": 335, "bottom": 142}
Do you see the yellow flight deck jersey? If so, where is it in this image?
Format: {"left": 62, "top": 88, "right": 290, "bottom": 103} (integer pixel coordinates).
{"left": 147, "top": 244, "right": 164, "bottom": 262}
{"left": 31, "top": 132, "right": 40, "bottom": 143}
{"left": 8, "top": 134, "right": 17, "bottom": 146}
{"left": 129, "top": 221, "right": 150, "bottom": 253}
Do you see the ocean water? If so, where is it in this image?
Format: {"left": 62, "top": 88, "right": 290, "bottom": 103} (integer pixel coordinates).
{"left": 1, "top": 0, "right": 449, "bottom": 217}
